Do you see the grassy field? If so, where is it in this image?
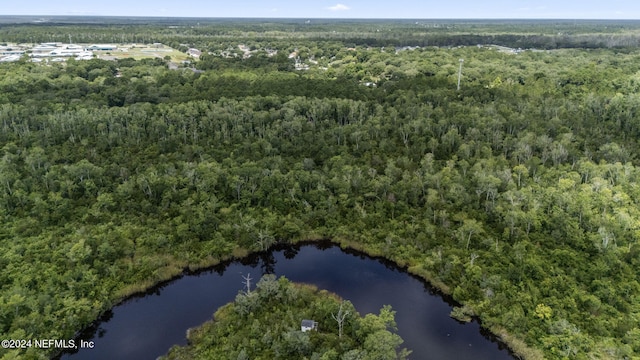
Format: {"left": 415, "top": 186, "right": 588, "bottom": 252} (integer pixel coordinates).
{"left": 95, "top": 44, "right": 190, "bottom": 62}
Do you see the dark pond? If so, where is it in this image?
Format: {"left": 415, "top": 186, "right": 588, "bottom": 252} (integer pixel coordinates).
{"left": 59, "top": 241, "right": 514, "bottom": 360}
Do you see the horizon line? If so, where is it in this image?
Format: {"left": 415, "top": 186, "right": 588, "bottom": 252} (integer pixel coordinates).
{"left": 1, "top": 15, "right": 640, "bottom": 21}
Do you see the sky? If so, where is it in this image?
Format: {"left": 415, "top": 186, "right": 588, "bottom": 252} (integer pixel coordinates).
{"left": 3, "top": 0, "right": 640, "bottom": 19}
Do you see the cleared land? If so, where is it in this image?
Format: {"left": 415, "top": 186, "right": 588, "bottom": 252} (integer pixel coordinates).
{"left": 94, "top": 44, "right": 190, "bottom": 61}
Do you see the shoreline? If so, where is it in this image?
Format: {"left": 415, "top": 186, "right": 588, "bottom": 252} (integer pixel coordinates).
{"left": 55, "top": 234, "right": 543, "bottom": 360}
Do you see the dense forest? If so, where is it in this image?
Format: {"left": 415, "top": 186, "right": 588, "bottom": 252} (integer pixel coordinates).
{"left": 1, "top": 18, "right": 640, "bottom": 359}
{"left": 162, "top": 275, "right": 408, "bottom": 360}
{"left": 3, "top": 17, "right": 640, "bottom": 49}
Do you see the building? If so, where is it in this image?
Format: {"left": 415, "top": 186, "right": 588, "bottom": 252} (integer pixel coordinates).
{"left": 301, "top": 319, "right": 318, "bottom": 332}
{"left": 48, "top": 45, "right": 88, "bottom": 57}
{"left": 0, "top": 47, "right": 25, "bottom": 56}
{"left": 86, "top": 44, "right": 117, "bottom": 51}
{"left": 0, "top": 55, "right": 22, "bottom": 62}
{"left": 31, "top": 44, "right": 58, "bottom": 57}
{"left": 29, "top": 43, "right": 94, "bottom": 59}
{"left": 187, "top": 48, "right": 201, "bottom": 58}
{"left": 75, "top": 52, "right": 94, "bottom": 60}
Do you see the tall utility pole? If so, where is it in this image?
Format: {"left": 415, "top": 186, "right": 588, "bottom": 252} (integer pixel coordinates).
{"left": 457, "top": 58, "right": 464, "bottom": 91}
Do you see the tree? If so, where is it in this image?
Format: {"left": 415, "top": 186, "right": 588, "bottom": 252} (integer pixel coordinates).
{"left": 255, "top": 229, "right": 275, "bottom": 251}
{"left": 457, "top": 218, "right": 485, "bottom": 250}
{"left": 363, "top": 330, "right": 408, "bottom": 360}
{"left": 241, "top": 273, "right": 253, "bottom": 295}
{"left": 332, "top": 300, "right": 351, "bottom": 338}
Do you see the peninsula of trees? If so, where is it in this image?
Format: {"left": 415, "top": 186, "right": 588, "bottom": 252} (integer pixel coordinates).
{"left": 162, "top": 275, "right": 408, "bottom": 360}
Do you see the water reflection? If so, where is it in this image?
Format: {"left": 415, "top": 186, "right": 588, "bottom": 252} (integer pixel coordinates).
{"left": 58, "top": 241, "right": 515, "bottom": 360}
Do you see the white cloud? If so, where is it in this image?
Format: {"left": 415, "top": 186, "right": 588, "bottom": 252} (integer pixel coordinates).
{"left": 328, "top": 4, "right": 350, "bottom": 11}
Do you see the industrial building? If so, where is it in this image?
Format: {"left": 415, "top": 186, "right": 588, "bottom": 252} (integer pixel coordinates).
{"left": 31, "top": 44, "right": 59, "bottom": 56}
{"left": 85, "top": 44, "right": 117, "bottom": 51}
{"left": 29, "top": 43, "right": 94, "bottom": 59}
{"left": 48, "top": 44, "right": 85, "bottom": 57}
{"left": 0, "top": 54, "right": 22, "bottom": 62}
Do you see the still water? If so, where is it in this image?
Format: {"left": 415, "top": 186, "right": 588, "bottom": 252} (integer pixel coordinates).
{"left": 60, "top": 242, "right": 514, "bottom": 359}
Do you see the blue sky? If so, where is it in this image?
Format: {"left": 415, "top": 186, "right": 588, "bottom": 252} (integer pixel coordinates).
{"left": 4, "top": 1, "right": 640, "bottom": 19}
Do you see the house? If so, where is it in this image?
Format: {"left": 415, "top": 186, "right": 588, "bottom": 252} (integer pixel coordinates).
{"left": 301, "top": 319, "right": 318, "bottom": 332}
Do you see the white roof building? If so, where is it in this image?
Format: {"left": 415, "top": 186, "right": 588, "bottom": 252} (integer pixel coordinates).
{"left": 31, "top": 45, "right": 58, "bottom": 55}
{"left": 187, "top": 48, "right": 201, "bottom": 58}
{"left": 86, "top": 44, "right": 117, "bottom": 51}
{"left": 75, "top": 52, "right": 94, "bottom": 60}
{"left": 0, "top": 55, "right": 22, "bottom": 62}
{"left": 49, "top": 46, "right": 90, "bottom": 57}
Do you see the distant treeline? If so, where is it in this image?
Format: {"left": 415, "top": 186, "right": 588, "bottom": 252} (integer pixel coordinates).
{"left": 2, "top": 19, "right": 640, "bottom": 49}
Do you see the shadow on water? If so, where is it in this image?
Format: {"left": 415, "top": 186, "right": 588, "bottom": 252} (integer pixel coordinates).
{"left": 56, "top": 240, "right": 516, "bottom": 360}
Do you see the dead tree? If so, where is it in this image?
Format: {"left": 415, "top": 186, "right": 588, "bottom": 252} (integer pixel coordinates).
{"left": 242, "top": 273, "right": 253, "bottom": 295}
{"left": 332, "top": 301, "right": 350, "bottom": 338}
